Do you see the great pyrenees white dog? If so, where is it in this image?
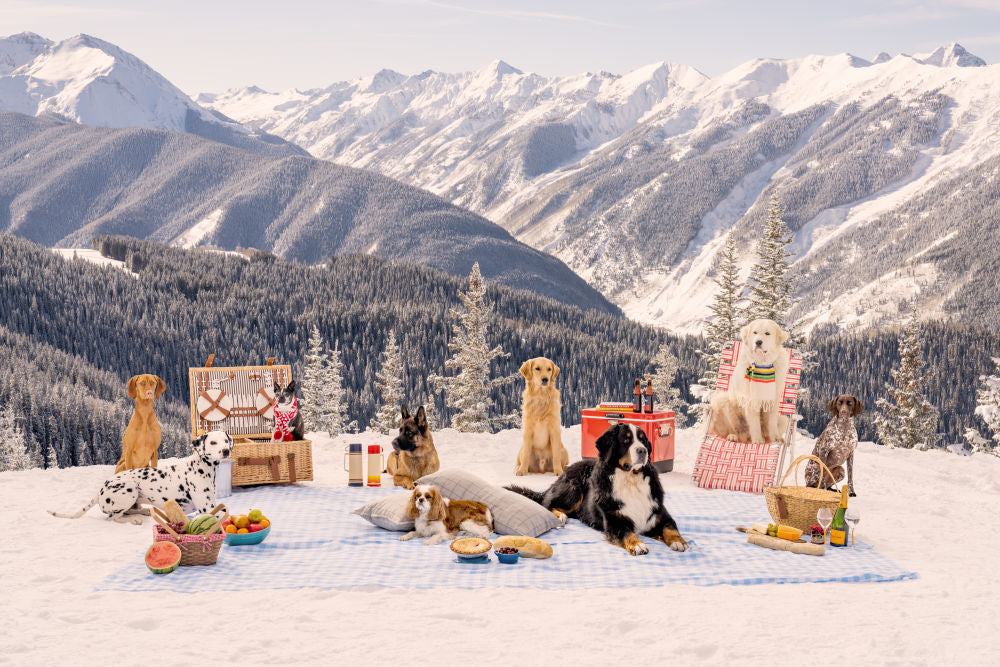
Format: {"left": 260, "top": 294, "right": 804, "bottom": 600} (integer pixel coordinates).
{"left": 708, "top": 319, "right": 789, "bottom": 444}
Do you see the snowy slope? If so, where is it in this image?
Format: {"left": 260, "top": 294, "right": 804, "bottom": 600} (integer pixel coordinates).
{"left": 5, "top": 424, "right": 999, "bottom": 665}
{"left": 0, "top": 32, "right": 303, "bottom": 157}
{"left": 203, "top": 44, "right": 1000, "bottom": 333}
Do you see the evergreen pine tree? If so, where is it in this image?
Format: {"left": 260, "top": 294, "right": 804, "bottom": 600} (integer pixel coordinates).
{"left": 324, "top": 342, "right": 357, "bottom": 436}
{"left": 429, "top": 262, "right": 517, "bottom": 432}
{"left": 370, "top": 331, "right": 405, "bottom": 434}
{"left": 0, "top": 404, "right": 35, "bottom": 472}
{"left": 697, "top": 230, "right": 745, "bottom": 394}
{"left": 874, "top": 320, "right": 940, "bottom": 449}
{"left": 45, "top": 442, "right": 60, "bottom": 469}
{"left": 746, "top": 194, "right": 802, "bottom": 345}
{"left": 300, "top": 325, "right": 331, "bottom": 432}
{"left": 965, "top": 357, "right": 1000, "bottom": 455}
{"left": 76, "top": 437, "right": 93, "bottom": 466}
{"left": 649, "top": 343, "right": 689, "bottom": 425}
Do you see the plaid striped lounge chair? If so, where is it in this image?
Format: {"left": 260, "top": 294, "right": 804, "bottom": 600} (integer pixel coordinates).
{"left": 691, "top": 341, "right": 804, "bottom": 494}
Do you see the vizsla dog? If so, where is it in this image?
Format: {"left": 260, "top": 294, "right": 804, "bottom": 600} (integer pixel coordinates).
{"left": 114, "top": 374, "right": 166, "bottom": 473}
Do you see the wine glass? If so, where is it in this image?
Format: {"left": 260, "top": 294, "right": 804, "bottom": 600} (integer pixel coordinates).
{"left": 846, "top": 508, "right": 861, "bottom": 547}
{"left": 817, "top": 508, "right": 833, "bottom": 544}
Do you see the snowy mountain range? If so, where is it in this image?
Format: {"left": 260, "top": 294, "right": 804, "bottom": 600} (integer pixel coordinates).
{"left": 0, "top": 32, "right": 303, "bottom": 157}
{"left": 201, "top": 43, "right": 1000, "bottom": 333}
{"left": 0, "top": 111, "right": 615, "bottom": 314}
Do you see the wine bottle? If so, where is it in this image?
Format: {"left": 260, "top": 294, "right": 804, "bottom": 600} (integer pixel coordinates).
{"left": 828, "top": 486, "right": 850, "bottom": 548}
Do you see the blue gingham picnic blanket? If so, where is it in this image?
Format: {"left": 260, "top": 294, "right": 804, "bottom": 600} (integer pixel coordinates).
{"left": 98, "top": 486, "right": 916, "bottom": 592}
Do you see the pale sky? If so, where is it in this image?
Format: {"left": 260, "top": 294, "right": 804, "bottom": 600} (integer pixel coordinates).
{"left": 4, "top": 0, "right": 1000, "bottom": 94}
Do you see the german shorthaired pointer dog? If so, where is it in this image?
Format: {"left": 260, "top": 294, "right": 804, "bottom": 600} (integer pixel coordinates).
{"left": 805, "top": 395, "right": 864, "bottom": 496}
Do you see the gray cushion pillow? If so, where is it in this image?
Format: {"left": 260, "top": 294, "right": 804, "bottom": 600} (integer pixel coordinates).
{"left": 416, "top": 469, "right": 562, "bottom": 537}
{"left": 352, "top": 492, "right": 414, "bottom": 531}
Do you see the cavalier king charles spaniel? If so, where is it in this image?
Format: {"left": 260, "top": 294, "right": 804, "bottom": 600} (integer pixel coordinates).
{"left": 400, "top": 484, "right": 494, "bottom": 545}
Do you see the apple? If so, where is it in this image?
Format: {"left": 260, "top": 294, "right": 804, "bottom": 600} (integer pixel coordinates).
{"left": 248, "top": 509, "right": 263, "bottom": 523}
{"left": 248, "top": 523, "right": 264, "bottom": 533}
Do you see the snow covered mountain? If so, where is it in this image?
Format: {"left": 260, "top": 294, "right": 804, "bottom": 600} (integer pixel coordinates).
{"left": 0, "top": 111, "right": 616, "bottom": 314}
{"left": 0, "top": 32, "right": 303, "bottom": 157}
{"left": 201, "top": 43, "right": 1000, "bottom": 333}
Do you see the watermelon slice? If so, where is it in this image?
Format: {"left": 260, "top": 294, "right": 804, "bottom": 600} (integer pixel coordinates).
{"left": 145, "top": 542, "right": 182, "bottom": 574}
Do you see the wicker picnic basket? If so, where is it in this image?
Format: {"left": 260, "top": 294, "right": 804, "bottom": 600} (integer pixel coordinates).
{"left": 764, "top": 455, "right": 842, "bottom": 532}
{"left": 152, "top": 504, "right": 229, "bottom": 566}
{"left": 188, "top": 355, "right": 313, "bottom": 487}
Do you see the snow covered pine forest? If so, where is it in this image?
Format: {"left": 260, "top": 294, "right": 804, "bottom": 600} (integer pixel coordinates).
{"left": 2, "top": 205, "right": 999, "bottom": 471}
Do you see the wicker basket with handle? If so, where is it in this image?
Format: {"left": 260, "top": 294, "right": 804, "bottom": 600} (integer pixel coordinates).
{"left": 152, "top": 503, "right": 229, "bottom": 566}
{"left": 764, "top": 455, "right": 842, "bottom": 532}
{"left": 188, "top": 358, "right": 313, "bottom": 487}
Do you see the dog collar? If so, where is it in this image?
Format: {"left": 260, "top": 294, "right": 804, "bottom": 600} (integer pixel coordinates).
{"left": 745, "top": 363, "right": 776, "bottom": 383}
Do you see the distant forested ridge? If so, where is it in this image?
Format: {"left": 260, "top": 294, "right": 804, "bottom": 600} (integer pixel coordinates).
{"left": 0, "top": 234, "right": 995, "bottom": 467}
{"left": 0, "top": 234, "right": 696, "bottom": 466}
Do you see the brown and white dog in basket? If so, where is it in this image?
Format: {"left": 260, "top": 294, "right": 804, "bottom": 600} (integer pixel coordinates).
{"left": 805, "top": 395, "right": 864, "bottom": 496}
{"left": 399, "top": 485, "right": 493, "bottom": 545}
{"left": 114, "top": 374, "right": 166, "bottom": 473}
{"left": 515, "top": 356, "right": 569, "bottom": 476}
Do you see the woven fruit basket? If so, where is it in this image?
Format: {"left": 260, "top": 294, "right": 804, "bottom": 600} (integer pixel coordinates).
{"left": 152, "top": 504, "right": 229, "bottom": 567}
{"left": 764, "top": 455, "right": 842, "bottom": 533}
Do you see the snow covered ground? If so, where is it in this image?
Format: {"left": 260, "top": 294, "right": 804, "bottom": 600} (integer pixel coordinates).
{"left": 4, "top": 425, "right": 999, "bottom": 665}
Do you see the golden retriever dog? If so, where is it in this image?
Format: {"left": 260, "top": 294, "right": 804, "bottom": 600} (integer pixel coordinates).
{"left": 399, "top": 484, "right": 493, "bottom": 545}
{"left": 386, "top": 405, "right": 440, "bottom": 489}
{"left": 114, "top": 374, "right": 166, "bottom": 473}
{"left": 515, "top": 357, "right": 569, "bottom": 476}
{"left": 708, "top": 319, "right": 789, "bottom": 444}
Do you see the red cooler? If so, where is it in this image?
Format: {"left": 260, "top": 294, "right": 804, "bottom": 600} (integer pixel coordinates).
{"left": 581, "top": 409, "right": 675, "bottom": 472}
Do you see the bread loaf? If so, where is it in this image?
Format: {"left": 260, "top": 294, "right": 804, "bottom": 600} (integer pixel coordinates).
{"left": 493, "top": 535, "right": 553, "bottom": 559}
{"left": 745, "top": 530, "right": 824, "bottom": 556}
{"left": 162, "top": 499, "right": 188, "bottom": 526}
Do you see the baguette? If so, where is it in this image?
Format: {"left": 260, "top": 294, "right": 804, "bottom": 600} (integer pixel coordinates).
{"left": 745, "top": 530, "right": 824, "bottom": 556}
{"left": 493, "top": 535, "right": 553, "bottom": 559}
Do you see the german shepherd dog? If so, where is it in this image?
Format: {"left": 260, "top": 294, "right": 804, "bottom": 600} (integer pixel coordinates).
{"left": 508, "top": 423, "right": 688, "bottom": 555}
{"left": 386, "top": 405, "right": 440, "bottom": 489}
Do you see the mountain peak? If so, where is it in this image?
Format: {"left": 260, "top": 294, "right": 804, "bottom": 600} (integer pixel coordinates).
{"left": 364, "top": 68, "right": 406, "bottom": 92}
{"left": 872, "top": 52, "right": 892, "bottom": 64}
{"left": 483, "top": 59, "right": 523, "bottom": 78}
{"left": 0, "top": 31, "right": 54, "bottom": 75}
{"left": 915, "top": 42, "right": 986, "bottom": 67}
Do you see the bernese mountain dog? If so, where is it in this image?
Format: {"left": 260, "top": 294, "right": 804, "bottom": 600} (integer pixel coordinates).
{"left": 507, "top": 423, "right": 688, "bottom": 555}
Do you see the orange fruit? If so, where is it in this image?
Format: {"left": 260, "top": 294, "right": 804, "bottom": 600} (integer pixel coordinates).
{"left": 224, "top": 524, "right": 237, "bottom": 534}
{"left": 234, "top": 515, "right": 249, "bottom": 529}
{"left": 237, "top": 528, "right": 249, "bottom": 534}
{"left": 259, "top": 518, "right": 270, "bottom": 529}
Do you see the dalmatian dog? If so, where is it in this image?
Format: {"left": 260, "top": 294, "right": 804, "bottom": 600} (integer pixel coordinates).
{"left": 48, "top": 431, "right": 232, "bottom": 525}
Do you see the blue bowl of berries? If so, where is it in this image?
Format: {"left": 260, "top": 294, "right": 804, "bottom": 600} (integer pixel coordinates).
{"left": 494, "top": 546, "right": 520, "bottom": 564}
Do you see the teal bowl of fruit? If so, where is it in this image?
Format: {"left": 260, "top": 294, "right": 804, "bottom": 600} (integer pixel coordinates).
{"left": 224, "top": 525, "right": 271, "bottom": 546}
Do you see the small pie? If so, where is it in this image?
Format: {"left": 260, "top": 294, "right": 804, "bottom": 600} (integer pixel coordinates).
{"left": 450, "top": 537, "right": 491, "bottom": 556}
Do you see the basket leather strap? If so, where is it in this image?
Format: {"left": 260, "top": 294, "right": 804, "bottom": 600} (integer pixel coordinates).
{"left": 255, "top": 387, "right": 276, "bottom": 415}
{"left": 776, "top": 496, "right": 789, "bottom": 519}
{"left": 239, "top": 455, "right": 282, "bottom": 480}
{"left": 287, "top": 453, "right": 296, "bottom": 484}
